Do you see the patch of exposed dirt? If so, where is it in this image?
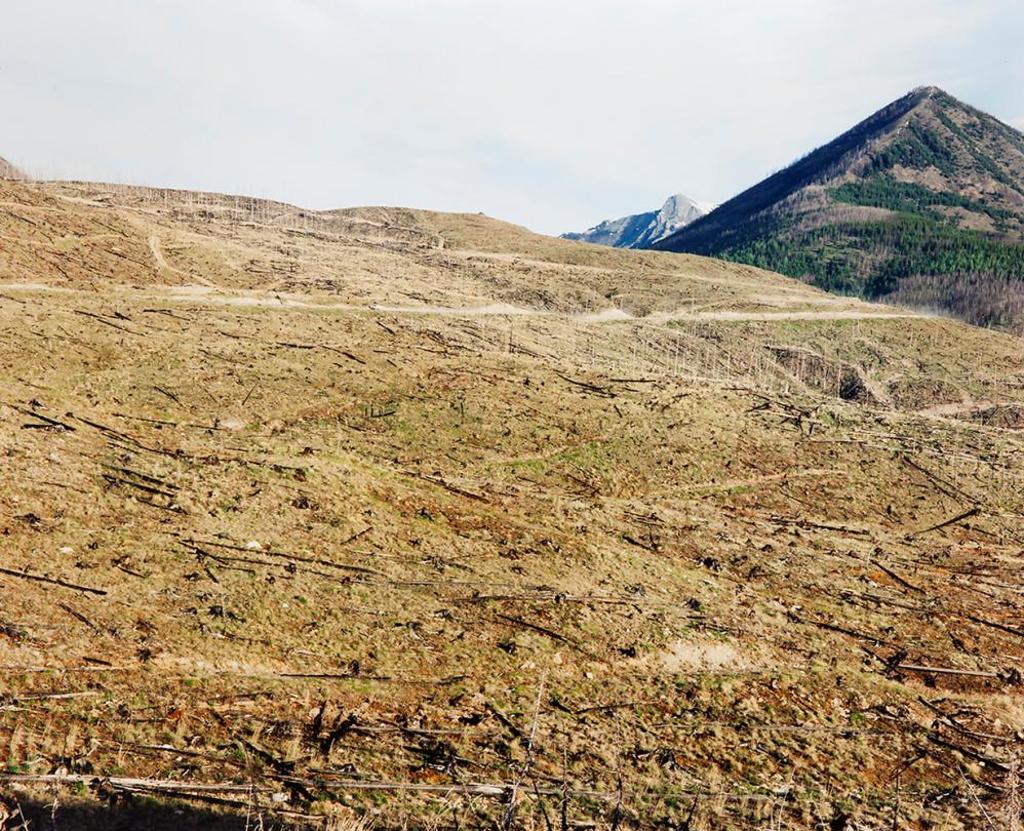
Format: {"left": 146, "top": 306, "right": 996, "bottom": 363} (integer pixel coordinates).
{"left": 768, "top": 345, "right": 882, "bottom": 404}
{"left": 659, "top": 639, "right": 758, "bottom": 672}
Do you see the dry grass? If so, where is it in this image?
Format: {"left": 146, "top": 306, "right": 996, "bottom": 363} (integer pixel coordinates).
{"left": 1, "top": 179, "right": 1024, "bottom": 829}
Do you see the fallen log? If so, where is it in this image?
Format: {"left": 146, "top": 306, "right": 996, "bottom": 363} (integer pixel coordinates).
{"left": 896, "top": 663, "right": 999, "bottom": 679}
{"left": 0, "top": 566, "right": 107, "bottom": 596}
{"left": 966, "top": 613, "right": 1024, "bottom": 639}
{"left": 6, "top": 403, "right": 76, "bottom": 432}
{"left": 869, "top": 558, "right": 923, "bottom": 594}
{"left": 0, "top": 773, "right": 267, "bottom": 794}
{"left": 493, "top": 613, "right": 600, "bottom": 660}
{"left": 911, "top": 507, "right": 981, "bottom": 538}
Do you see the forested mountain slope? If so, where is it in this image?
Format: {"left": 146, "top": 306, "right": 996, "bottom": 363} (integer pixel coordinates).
{"left": 656, "top": 87, "right": 1024, "bottom": 331}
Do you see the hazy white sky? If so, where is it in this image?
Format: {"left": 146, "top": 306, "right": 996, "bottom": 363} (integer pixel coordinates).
{"left": 2, "top": 0, "right": 1022, "bottom": 234}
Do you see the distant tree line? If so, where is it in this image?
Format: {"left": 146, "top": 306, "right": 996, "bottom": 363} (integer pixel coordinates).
{"left": 869, "top": 122, "right": 958, "bottom": 176}
{"left": 882, "top": 272, "right": 1024, "bottom": 332}
{"left": 832, "top": 175, "right": 1014, "bottom": 229}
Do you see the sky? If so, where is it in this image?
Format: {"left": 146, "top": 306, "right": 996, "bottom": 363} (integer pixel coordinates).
{"left": 2, "top": 0, "right": 1023, "bottom": 235}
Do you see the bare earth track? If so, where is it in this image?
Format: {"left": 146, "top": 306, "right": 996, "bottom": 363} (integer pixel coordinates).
{"left": 2, "top": 180, "right": 1024, "bottom": 829}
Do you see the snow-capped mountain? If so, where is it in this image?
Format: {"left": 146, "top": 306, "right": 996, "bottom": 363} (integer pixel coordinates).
{"left": 561, "top": 193, "right": 706, "bottom": 248}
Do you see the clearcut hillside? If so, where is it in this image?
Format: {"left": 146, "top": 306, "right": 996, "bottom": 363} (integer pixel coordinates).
{"left": 2, "top": 177, "right": 1024, "bottom": 830}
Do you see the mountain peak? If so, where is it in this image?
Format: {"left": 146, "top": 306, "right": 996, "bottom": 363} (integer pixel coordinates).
{"left": 659, "top": 192, "right": 699, "bottom": 218}
{"left": 656, "top": 88, "right": 1024, "bottom": 331}
{"left": 561, "top": 193, "right": 705, "bottom": 249}
{"left": 660, "top": 192, "right": 691, "bottom": 210}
